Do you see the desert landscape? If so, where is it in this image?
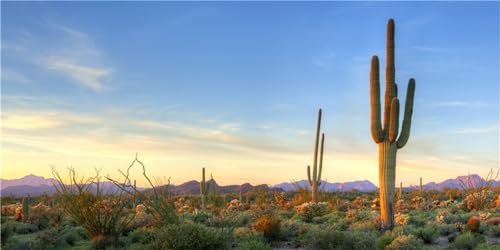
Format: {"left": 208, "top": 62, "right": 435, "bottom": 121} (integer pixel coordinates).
{"left": 1, "top": 2, "right": 499, "bottom": 250}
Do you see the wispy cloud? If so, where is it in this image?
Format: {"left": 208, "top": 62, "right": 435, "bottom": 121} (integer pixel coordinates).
{"left": 2, "top": 111, "right": 101, "bottom": 130}
{"left": 453, "top": 125, "right": 499, "bottom": 134}
{"left": 1, "top": 69, "right": 32, "bottom": 84}
{"left": 426, "top": 101, "right": 489, "bottom": 108}
{"left": 3, "top": 24, "right": 112, "bottom": 92}
{"left": 44, "top": 57, "right": 111, "bottom": 91}
{"left": 311, "top": 50, "right": 336, "bottom": 70}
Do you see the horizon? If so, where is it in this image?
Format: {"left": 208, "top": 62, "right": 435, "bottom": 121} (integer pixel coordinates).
{"left": 1, "top": 2, "right": 499, "bottom": 187}
{"left": 0, "top": 172, "right": 493, "bottom": 189}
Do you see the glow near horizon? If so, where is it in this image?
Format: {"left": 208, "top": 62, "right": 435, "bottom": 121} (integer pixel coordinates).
{"left": 1, "top": 2, "right": 499, "bottom": 187}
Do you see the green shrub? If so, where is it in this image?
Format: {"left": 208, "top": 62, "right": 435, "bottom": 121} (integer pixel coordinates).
{"left": 378, "top": 234, "right": 395, "bottom": 250}
{"left": 301, "top": 227, "right": 377, "bottom": 250}
{"left": 35, "top": 228, "right": 68, "bottom": 249}
{"left": 386, "top": 234, "right": 423, "bottom": 250}
{"left": 13, "top": 222, "right": 38, "bottom": 234}
{"left": 415, "top": 225, "right": 438, "bottom": 244}
{"left": 301, "top": 227, "right": 346, "bottom": 250}
{"left": 345, "top": 230, "right": 378, "bottom": 249}
{"left": 486, "top": 225, "right": 500, "bottom": 237}
{"left": 233, "top": 227, "right": 265, "bottom": 243}
{"left": 1, "top": 222, "right": 14, "bottom": 246}
{"left": 436, "top": 223, "right": 456, "bottom": 236}
{"left": 475, "top": 243, "right": 500, "bottom": 250}
{"left": 451, "top": 232, "right": 485, "bottom": 250}
{"left": 60, "top": 226, "right": 83, "bottom": 246}
{"left": 150, "top": 223, "right": 231, "bottom": 250}
{"left": 236, "top": 239, "right": 272, "bottom": 250}
{"left": 128, "top": 227, "right": 155, "bottom": 244}
{"left": 4, "top": 238, "right": 32, "bottom": 250}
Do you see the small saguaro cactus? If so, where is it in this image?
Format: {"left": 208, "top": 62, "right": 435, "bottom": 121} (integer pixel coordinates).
{"left": 370, "top": 19, "right": 416, "bottom": 230}
{"left": 200, "top": 168, "right": 208, "bottom": 210}
{"left": 22, "top": 196, "right": 30, "bottom": 222}
{"left": 420, "top": 177, "right": 423, "bottom": 196}
{"left": 399, "top": 182, "right": 403, "bottom": 200}
{"left": 307, "top": 109, "right": 325, "bottom": 203}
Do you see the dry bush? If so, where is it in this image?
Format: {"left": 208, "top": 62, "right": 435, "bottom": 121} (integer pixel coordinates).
{"left": 459, "top": 169, "right": 499, "bottom": 211}
{"left": 106, "top": 154, "right": 178, "bottom": 227}
{"left": 52, "top": 167, "right": 133, "bottom": 247}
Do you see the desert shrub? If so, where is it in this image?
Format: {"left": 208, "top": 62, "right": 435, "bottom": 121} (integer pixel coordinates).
{"left": 235, "top": 239, "right": 272, "bottom": 250}
{"left": 386, "top": 234, "right": 423, "bottom": 250}
{"left": 443, "top": 212, "right": 470, "bottom": 224}
{"left": 294, "top": 202, "right": 328, "bottom": 222}
{"left": 188, "top": 210, "right": 210, "bottom": 224}
{"left": 451, "top": 232, "right": 486, "bottom": 250}
{"left": 252, "top": 214, "right": 281, "bottom": 241}
{"left": 485, "top": 224, "right": 500, "bottom": 237}
{"left": 475, "top": 243, "right": 500, "bottom": 250}
{"left": 35, "top": 228, "right": 68, "bottom": 249}
{"left": 300, "top": 227, "right": 346, "bottom": 249}
{"left": 348, "top": 221, "right": 377, "bottom": 231}
{"left": 459, "top": 170, "right": 498, "bottom": 211}
{"left": 415, "top": 225, "right": 438, "bottom": 244}
{"left": 436, "top": 223, "right": 457, "bottom": 236}
{"left": 1, "top": 222, "right": 14, "bottom": 246}
{"left": 378, "top": 234, "right": 395, "bottom": 250}
{"left": 128, "top": 227, "right": 155, "bottom": 244}
{"left": 150, "top": 223, "right": 231, "bottom": 250}
{"left": 52, "top": 167, "right": 133, "bottom": 248}
{"left": 13, "top": 222, "right": 38, "bottom": 234}
{"left": 345, "top": 230, "right": 379, "bottom": 249}
{"left": 279, "top": 220, "right": 310, "bottom": 241}
{"left": 208, "top": 210, "right": 251, "bottom": 228}
{"left": 233, "top": 227, "right": 265, "bottom": 243}
{"left": 4, "top": 238, "right": 32, "bottom": 250}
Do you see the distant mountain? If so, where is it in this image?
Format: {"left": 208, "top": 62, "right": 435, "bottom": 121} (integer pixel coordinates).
{"left": 2, "top": 173, "right": 498, "bottom": 197}
{"left": 0, "top": 175, "right": 278, "bottom": 197}
{"left": 271, "top": 180, "right": 378, "bottom": 192}
{"left": 0, "top": 174, "right": 57, "bottom": 189}
{"left": 418, "top": 174, "right": 500, "bottom": 191}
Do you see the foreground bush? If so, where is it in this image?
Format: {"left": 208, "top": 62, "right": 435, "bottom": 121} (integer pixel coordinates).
{"left": 252, "top": 214, "right": 281, "bottom": 240}
{"left": 301, "top": 227, "right": 377, "bottom": 250}
{"left": 52, "top": 167, "right": 133, "bottom": 248}
{"left": 451, "top": 232, "right": 486, "bottom": 250}
{"left": 150, "top": 223, "right": 231, "bottom": 250}
{"left": 386, "top": 234, "right": 423, "bottom": 250}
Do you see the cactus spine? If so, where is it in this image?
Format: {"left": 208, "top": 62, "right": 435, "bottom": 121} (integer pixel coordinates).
{"left": 22, "top": 196, "right": 30, "bottom": 222}
{"left": 307, "top": 109, "right": 325, "bottom": 203}
{"left": 370, "top": 19, "right": 416, "bottom": 230}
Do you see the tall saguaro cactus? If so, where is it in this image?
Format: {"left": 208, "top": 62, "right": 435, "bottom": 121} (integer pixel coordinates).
{"left": 370, "top": 19, "right": 416, "bottom": 230}
{"left": 307, "top": 109, "right": 325, "bottom": 203}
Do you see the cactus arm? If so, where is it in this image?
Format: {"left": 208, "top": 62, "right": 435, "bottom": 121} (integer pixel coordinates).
{"left": 393, "top": 83, "right": 398, "bottom": 98}
{"left": 318, "top": 133, "right": 324, "bottom": 183}
{"left": 370, "top": 56, "right": 384, "bottom": 143}
{"left": 307, "top": 165, "right": 313, "bottom": 186}
{"left": 397, "top": 78, "right": 416, "bottom": 149}
{"left": 383, "top": 19, "right": 395, "bottom": 134}
{"left": 389, "top": 98, "right": 400, "bottom": 143}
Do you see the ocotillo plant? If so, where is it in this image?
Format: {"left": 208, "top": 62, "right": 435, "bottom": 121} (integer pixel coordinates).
{"left": 307, "top": 109, "right": 325, "bottom": 203}
{"left": 370, "top": 19, "right": 416, "bottom": 229}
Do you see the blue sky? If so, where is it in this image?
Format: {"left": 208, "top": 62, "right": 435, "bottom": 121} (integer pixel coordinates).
{"left": 1, "top": 2, "right": 499, "bottom": 186}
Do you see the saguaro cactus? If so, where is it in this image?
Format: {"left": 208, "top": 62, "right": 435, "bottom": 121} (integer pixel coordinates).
{"left": 370, "top": 19, "right": 416, "bottom": 229}
{"left": 200, "top": 168, "right": 208, "bottom": 210}
{"left": 22, "top": 196, "right": 30, "bottom": 222}
{"left": 307, "top": 109, "right": 325, "bottom": 203}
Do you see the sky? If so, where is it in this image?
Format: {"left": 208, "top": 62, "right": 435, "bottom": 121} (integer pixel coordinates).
{"left": 1, "top": 2, "right": 499, "bottom": 187}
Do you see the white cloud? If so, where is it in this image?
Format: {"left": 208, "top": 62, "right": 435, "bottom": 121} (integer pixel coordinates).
{"left": 44, "top": 57, "right": 111, "bottom": 91}
{"left": 454, "top": 125, "right": 499, "bottom": 134}
{"left": 426, "top": 101, "right": 488, "bottom": 108}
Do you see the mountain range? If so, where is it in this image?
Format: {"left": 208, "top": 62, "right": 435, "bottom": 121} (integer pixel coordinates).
{"left": 1, "top": 174, "right": 498, "bottom": 197}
